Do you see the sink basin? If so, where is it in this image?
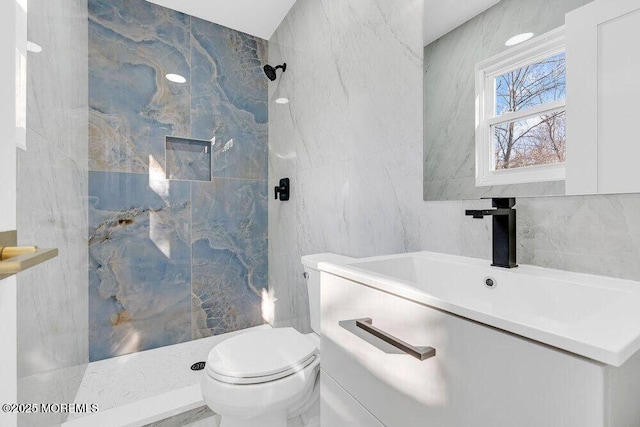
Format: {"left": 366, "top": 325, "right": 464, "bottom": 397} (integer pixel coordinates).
{"left": 318, "top": 251, "right": 640, "bottom": 366}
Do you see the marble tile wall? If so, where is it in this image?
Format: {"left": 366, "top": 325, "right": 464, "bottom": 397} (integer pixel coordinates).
{"left": 88, "top": 171, "right": 192, "bottom": 361}
{"left": 0, "top": 0, "right": 18, "bottom": 417}
{"left": 269, "top": 0, "right": 640, "bottom": 335}
{"left": 268, "top": 0, "right": 424, "bottom": 331}
{"left": 89, "top": 0, "right": 268, "bottom": 361}
{"left": 191, "top": 179, "right": 267, "bottom": 339}
{"left": 17, "top": 0, "right": 89, "bottom": 424}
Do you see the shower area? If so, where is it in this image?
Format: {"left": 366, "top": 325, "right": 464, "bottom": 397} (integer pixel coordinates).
{"left": 86, "top": 0, "right": 268, "bottom": 361}
{"left": 16, "top": 0, "right": 269, "bottom": 424}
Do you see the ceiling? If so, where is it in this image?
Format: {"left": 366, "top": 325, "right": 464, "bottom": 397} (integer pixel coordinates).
{"left": 147, "top": 0, "right": 497, "bottom": 48}
{"left": 145, "top": 0, "right": 297, "bottom": 40}
{"left": 424, "top": 0, "right": 501, "bottom": 46}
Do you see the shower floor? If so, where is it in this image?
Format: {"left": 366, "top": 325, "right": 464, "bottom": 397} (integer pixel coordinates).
{"left": 63, "top": 325, "right": 271, "bottom": 427}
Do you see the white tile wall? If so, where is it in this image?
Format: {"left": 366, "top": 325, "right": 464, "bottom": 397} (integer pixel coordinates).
{"left": 268, "top": 0, "right": 424, "bottom": 331}
{"left": 16, "top": 0, "right": 89, "bottom": 425}
{"left": 0, "top": 2, "right": 20, "bottom": 425}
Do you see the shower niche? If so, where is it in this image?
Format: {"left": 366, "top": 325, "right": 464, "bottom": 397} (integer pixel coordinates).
{"left": 165, "top": 136, "right": 212, "bottom": 182}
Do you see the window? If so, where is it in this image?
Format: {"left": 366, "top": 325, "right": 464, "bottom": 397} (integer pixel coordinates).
{"left": 475, "top": 27, "right": 566, "bottom": 186}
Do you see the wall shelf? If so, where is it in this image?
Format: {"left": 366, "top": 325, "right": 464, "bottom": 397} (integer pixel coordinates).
{"left": 0, "top": 231, "right": 58, "bottom": 280}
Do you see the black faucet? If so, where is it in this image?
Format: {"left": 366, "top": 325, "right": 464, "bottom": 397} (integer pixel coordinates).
{"left": 465, "top": 198, "right": 517, "bottom": 268}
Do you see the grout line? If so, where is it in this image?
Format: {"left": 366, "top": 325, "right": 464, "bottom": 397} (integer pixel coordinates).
{"left": 190, "top": 180, "right": 194, "bottom": 341}
{"left": 87, "top": 169, "right": 268, "bottom": 183}
{"left": 189, "top": 14, "right": 193, "bottom": 140}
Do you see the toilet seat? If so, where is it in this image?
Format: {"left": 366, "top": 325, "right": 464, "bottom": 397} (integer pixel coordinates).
{"left": 206, "top": 328, "right": 319, "bottom": 385}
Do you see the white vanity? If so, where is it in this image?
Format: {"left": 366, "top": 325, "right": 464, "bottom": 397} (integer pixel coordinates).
{"left": 318, "top": 252, "right": 640, "bottom": 427}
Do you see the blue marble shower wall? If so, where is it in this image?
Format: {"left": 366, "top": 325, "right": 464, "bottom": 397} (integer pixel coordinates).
{"left": 88, "top": 0, "right": 268, "bottom": 361}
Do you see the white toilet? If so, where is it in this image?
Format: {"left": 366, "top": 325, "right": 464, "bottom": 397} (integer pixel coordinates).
{"left": 201, "top": 253, "right": 352, "bottom": 427}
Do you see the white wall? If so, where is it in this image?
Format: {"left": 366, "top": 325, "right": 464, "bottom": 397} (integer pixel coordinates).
{"left": 269, "top": 0, "right": 640, "bottom": 333}
{"left": 268, "top": 0, "right": 425, "bottom": 330}
{"left": 0, "top": 2, "right": 89, "bottom": 426}
{"left": 16, "top": 0, "right": 89, "bottom": 424}
{"left": 0, "top": 1, "right": 19, "bottom": 425}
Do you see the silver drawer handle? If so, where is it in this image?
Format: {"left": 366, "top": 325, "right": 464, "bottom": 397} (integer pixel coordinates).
{"left": 355, "top": 318, "right": 436, "bottom": 361}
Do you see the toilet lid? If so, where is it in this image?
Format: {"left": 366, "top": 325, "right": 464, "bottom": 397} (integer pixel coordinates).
{"left": 205, "top": 328, "right": 319, "bottom": 385}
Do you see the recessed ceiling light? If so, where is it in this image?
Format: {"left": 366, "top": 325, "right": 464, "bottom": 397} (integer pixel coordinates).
{"left": 275, "top": 97, "right": 290, "bottom": 105}
{"left": 505, "top": 33, "right": 534, "bottom": 47}
{"left": 165, "top": 73, "right": 186, "bottom": 83}
{"left": 26, "top": 41, "right": 42, "bottom": 53}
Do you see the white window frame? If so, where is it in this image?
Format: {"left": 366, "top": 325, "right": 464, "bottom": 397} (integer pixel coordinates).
{"left": 475, "top": 27, "right": 566, "bottom": 187}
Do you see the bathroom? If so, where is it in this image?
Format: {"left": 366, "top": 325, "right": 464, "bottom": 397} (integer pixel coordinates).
{"left": 1, "top": 0, "right": 640, "bottom": 425}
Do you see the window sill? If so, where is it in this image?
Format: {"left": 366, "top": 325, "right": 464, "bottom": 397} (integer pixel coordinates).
{"left": 476, "top": 163, "right": 565, "bottom": 187}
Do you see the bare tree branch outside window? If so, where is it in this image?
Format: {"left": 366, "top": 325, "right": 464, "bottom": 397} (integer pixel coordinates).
{"left": 493, "top": 52, "right": 566, "bottom": 170}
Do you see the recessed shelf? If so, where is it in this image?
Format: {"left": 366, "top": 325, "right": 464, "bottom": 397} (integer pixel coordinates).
{"left": 165, "top": 136, "right": 212, "bottom": 182}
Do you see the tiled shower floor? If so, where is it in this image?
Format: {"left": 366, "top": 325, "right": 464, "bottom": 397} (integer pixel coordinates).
{"left": 63, "top": 325, "right": 271, "bottom": 427}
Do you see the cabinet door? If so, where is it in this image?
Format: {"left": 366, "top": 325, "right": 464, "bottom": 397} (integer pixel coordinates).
{"left": 320, "top": 272, "right": 605, "bottom": 427}
{"left": 566, "top": 0, "right": 640, "bottom": 195}
{"left": 320, "top": 370, "right": 384, "bottom": 427}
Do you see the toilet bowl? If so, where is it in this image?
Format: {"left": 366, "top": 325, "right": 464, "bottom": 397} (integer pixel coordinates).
{"left": 201, "top": 254, "right": 353, "bottom": 427}
{"left": 202, "top": 328, "right": 320, "bottom": 427}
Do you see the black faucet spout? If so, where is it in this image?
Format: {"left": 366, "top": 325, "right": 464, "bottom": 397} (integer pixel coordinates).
{"left": 465, "top": 198, "right": 517, "bottom": 268}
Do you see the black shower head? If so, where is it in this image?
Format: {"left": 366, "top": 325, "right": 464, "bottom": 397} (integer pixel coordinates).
{"left": 263, "top": 63, "right": 287, "bottom": 81}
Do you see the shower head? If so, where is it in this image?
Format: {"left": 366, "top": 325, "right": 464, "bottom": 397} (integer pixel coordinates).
{"left": 263, "top": 63, "right": 287, "bottom": 81}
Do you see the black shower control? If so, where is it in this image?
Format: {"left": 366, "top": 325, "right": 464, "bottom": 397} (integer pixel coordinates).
{"left": 275, "top": 178, "right": 290, "bottom": 201}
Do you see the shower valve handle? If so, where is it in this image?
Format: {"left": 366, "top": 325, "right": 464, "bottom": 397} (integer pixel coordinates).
{"left": 275, "top": 178, "right": 290, "bottom": 201}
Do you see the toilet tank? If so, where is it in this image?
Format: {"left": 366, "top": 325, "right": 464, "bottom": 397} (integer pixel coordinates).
{"left": 301, "top": 253, "right": 354, "bottom": 335}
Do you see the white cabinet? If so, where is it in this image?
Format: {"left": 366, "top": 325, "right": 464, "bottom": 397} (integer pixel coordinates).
{"left": 320, "top": 371, "right": 384, "bottom": 427}
{"left": 566, "top": 0, "right": 640, "bottom": 195}
{"left": 320, "top": 271, "right": 640, "bottom": 427}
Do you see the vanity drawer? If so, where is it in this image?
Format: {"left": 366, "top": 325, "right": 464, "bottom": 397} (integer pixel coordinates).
{"left": 320, "top": 370, "right": 384, "bottom": 427}
{"left": 320, "top": 272, "right": 605, "bottom": 427}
